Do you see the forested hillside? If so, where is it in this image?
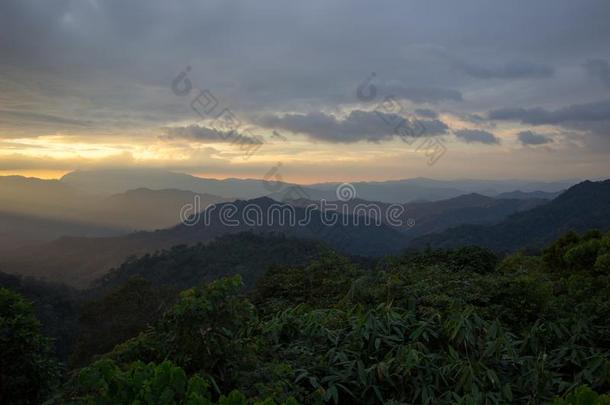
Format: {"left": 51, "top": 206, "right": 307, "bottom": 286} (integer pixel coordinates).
{"left": 2, "top": 229, "right": 610, "bottom": 404}
{"left": 97, "top": 233, "right": 327, "bottom": 291}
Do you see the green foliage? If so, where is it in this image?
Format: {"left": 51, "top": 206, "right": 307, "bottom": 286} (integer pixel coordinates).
{"left": 399, "top": 245, "right": 499, "bottom": 274}
{"left": 497, "top": 251, "right": 544, "bottom": 274}
{"left": 0, "top": 288, "right": 61, "bottom": 404}
{"left": 70, "top": 277, "right": 176, "bottom": 367}
{"left": 258, "top": 303, "right": 609, "bottom": 404}
{"left": 564, "top": 239, "right": 602, "bottom": 271}
{"left": 348, "top": 252, "right": 553, "bottom": 330}
{"left": 543, "top": 229, "right": 610, "bottom": 274}
{"left": 553, "top": 385, "right": 610, "bottom": 405}
{"left": 68, "top": 359, "right": 211, "bottom": 404}
{"left": 157, "top": 275, "right": 257, "bottom": 378}
{"left": 0, "top": 271, "right": 81, "bottom": 360}
{"left": 62, "top": 358, "right": 296, "bottom": 404}
{"left": 594, "top": 253, "right": 610, "bottom": 274}
{"left": 252, "top": 252, "right": 362, "bottom": 314}
{"left": 99, "top": 232, "right": 325, "bottom": 291}
{"left": 544, "top": 231, "right": 583, "bottom": 270}
{"left": 8, "top": 230, "right": 610, "bottom": 404}
{"left": 104, "top": 275, "right": 258, "bottom": 393}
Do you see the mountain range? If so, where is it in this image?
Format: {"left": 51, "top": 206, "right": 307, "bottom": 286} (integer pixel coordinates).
{"left": 287, "top": 193, "right": 548, "bottom": 240}
{"left": 0, "top": 169, "right": 570, "bottom": 248}
{"left": 59, "top": 169, "right": 572, "bottom": 203}
{"left": 1, "top": 169, "right": 606, "bottom": 289}
{"left": 0, "top": 175, "right": 228, "bottom": 246}
{"left": 0, "top": 197, "right": 407, "bottom": 287}
{"left": 412, "top": 180, "right": 610, "bottom": 252}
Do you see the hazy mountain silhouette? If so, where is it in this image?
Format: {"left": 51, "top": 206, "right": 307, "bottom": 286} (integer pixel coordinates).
{"left": 0, "top": 211, "right": 125, "bottom": 251}
{"left": 288, "top": 193, "right": 548, "bottom": 239}
{"left": 0, "top": 176, "right": 227, "bottom": 231}
{"left": 495, "top": 190, "right": 562, "bottom": 200}
{"left": 100, "top": 188, "right": 228, "bottom": 230}
{"left": 308, "top": 177, "right": 573, "bottom": 202}
{"left": 412, "top": 180, "right": 610, "bottom": 251}
{"left": 60, "top": 169, "right": 304, "bottom": 199}
{"left": 0, "top": 197, "right": 407, "bottom": 287}
{"left": 58, "top": 169, "right": 574, "bottom": 203}
{"left": 0, "top": 172, "right": 589, "bottom": 288}
{"left": 403, "top": 193, "right": 548, "bottom": 238}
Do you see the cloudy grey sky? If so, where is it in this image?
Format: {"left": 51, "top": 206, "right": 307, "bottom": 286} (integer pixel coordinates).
{"left": 0, "top": 0, "right": 609, "bottom": 182}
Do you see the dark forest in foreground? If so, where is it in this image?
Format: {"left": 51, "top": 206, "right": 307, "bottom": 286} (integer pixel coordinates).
{"left": 2, "top": 229, "right": 610, "bottom": 404}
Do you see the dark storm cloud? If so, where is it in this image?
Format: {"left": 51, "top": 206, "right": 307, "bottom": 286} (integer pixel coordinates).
{"left": 583, "top": 59, "right": 610, "bottom": 87}
{"left": 3, "top": 0, "right": 607, "bottom": 110}
{"left": 455, "top": 129, "right": 500, "bottom": 145}
{"left": 489, "top": 99, "right": 610, "bottom": 125}
{"left": 455, "top": 60, "right": 554, "bottom": 79}
{"left": 517, "top": 131, "right": 553, "bottom": 145}
{"left": 162, "top": 125, "right": 262, "bottom": 145}
{"left": 1, "top": 0, "right": 610, "bottom": 155}
{"left": 258, "top": 110, "right": 448, "bottom": 143}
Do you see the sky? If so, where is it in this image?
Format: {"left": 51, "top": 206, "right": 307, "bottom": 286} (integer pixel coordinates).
{"left": 0, "top": 0, "right": 609, "bottom": 183}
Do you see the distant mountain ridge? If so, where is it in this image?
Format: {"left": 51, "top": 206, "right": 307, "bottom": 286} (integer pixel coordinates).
{"left": 0, "top": 175, "right": 227, "bottom": 232}
{"left": 495, "top": 190, "right": 562, "bottom": 200}
{"left": 308, "top": 177, "right": 573, "bottom": 202}
{"left": 58, "top": 169, "right": 574, "bottom": 203}
{"left": 412, "top": 180, "right": 610, "bottom": 252}
{"left": 0, "top": 211, "right": 125, "bottom": 251}
{"left": 60, "top": 169, "right": 302, "bottom": 199}
{"left": 287, "top": 193, "right": 548, "bottom": 240}
{"left": 1, "top": 179, "right": 606, "bottom": 287}
{"left": 0, "top": 197, "right": 407, "bottom": 287}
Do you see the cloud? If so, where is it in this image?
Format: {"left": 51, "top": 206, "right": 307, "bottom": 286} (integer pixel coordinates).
{"left": 517, "top": 130, "right": 553, "bottom": 145}
{"left": 456, "top": 60, "right": 554, "bottom": 79}
{"left": 488, "top": 98, "right": 610, "bottom": 125}
{"left": 415, "top": 108, "right": 439, "bottom": 118}
{"left": 1, "top": 0, "right": 610, "bottom": 178}
{"left": 455, "top": 129, "right": 500, "bottom": 144}
{"left": 386, "top": 86, "right": 463, "bottom": 103}
{"left": 162, "top": 125, "right": 262, "bottom": 145}
{"left": 0, "top": 109, "right": 90, "bottom": 128}
{"left": 419, "top": 119, "right": 450, "bottom": 135}
{"left": 258, "top": 110, "right": 449, "bottom": 143}
{"left": 583, "top": 59, "right": 610, "bottom": 87}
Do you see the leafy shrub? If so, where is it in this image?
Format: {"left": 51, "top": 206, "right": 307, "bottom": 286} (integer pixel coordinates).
{"left": 70, "top": 277, "right": 176, "bottom": 367}
{"left": 564, "top": 239, "right": 601, "bottom": 271}
{"left": 157, "top": 276, "right": 257, "bottom": 378}
{"left": 68, "top": 359, "right": 212, "bottom": 404}
{"left": 544, "top": 230, "right": 610, "bottom": 273}
{"left": 0, "top": 288, "right": 61, "bottom": 404}
{"left": 106, "top": 275, "right": 258, "bottom": 391}
{"left": 398, "top": 246, "right": 498, "bottom": 274}
{"left": 497, "top": 252, "right": 544, "bottom": 274}
{"left": 259, "top": 303, "right": 609, "bottom": 404}
{"left": 543, "top": 231, "right": 582, "bottom": 271}
{"left": 62, "top": 358, "right": 296, "bottom": 404}
{"left": 594, "top": 253, "right": 610, "bottom": 274}
{"left": 253, "top": 252, "right": 361, "bottom": 313}
{"left": 553, "top": 385, "right": 610, "bottom": 405}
